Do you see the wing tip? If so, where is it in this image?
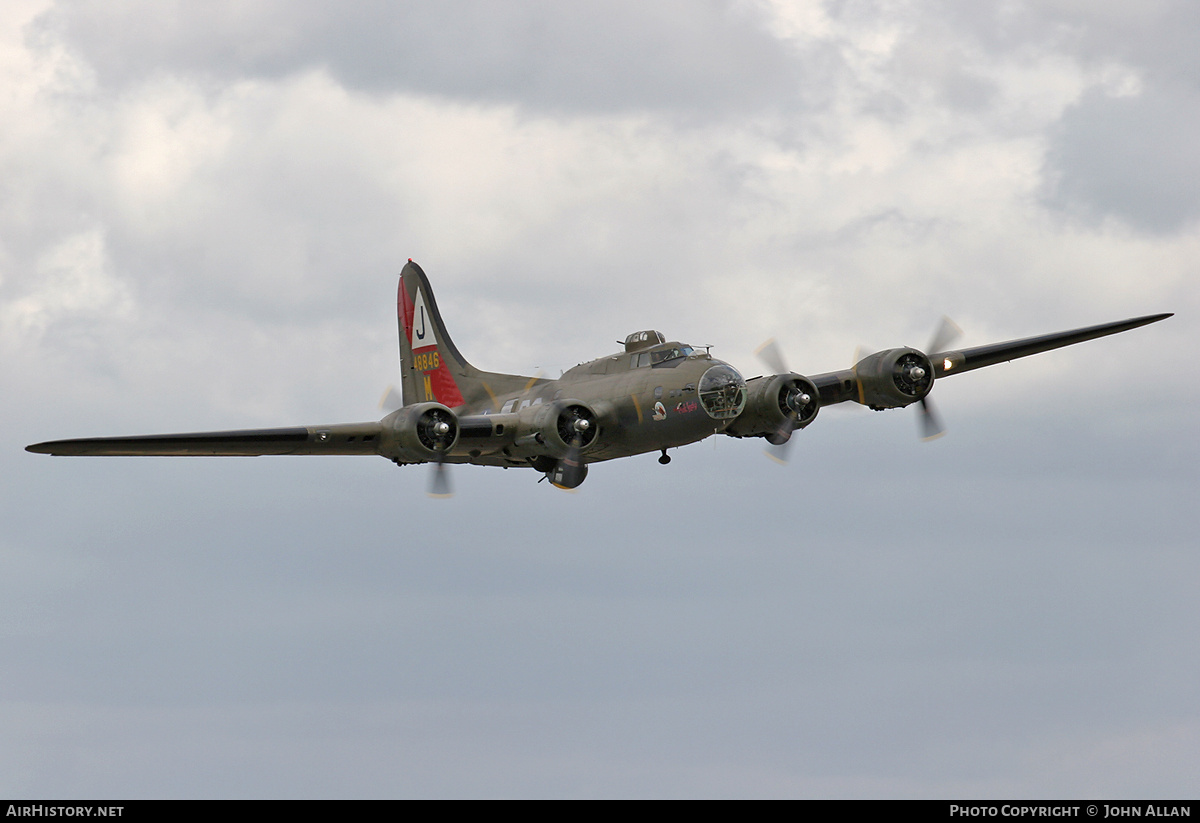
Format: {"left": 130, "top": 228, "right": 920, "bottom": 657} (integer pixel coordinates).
{"left": 1128, "top": 312, "right": 1174, "bottom": 331}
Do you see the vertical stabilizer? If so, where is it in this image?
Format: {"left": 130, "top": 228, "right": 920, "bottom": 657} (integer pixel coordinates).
{"left": 397, "top": 260, "right": 498, "bottom": 410}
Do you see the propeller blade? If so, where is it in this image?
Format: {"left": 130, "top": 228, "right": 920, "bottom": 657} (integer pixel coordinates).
{"left": 554, "top": 440, "right": 585, "bottom": 489}
{"left": 764, "top": 381, "right": 814, "bottom": 463}
{"left": 764, "top": 429, "right": 794, "bottom": 464}
{"left": 379, "top": 385, "right": 404, "bottom": 412}
{"left": 918, "top": 397, "right": 946, "bottom": 441}
{"left": 915, "top": 317, "right": 959, "bottom": 441}
{"left": 927, "top": 316, "right": 963, "bottom": 355}
{"left": 755, "top": 338, "right": 789, "bottom": 375}
{"left": 753, "top": 347, "right": 819, "bottom": 464}
{"left": 554, "top": 424, "right": 588, "bottom": 489}
{"left": 428, "top": 454, "right": 453, "bottom": 498}
{"left": 550, "top": 407, "right": 594, "bottom": 489}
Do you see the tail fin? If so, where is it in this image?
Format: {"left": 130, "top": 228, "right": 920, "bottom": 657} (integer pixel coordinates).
{"left": 397, "top": 260, "right": 493, "bottom": 410}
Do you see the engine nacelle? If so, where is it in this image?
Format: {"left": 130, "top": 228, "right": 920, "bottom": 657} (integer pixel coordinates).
{"left": 389, "top": 402, "right": 459, "bottom": 461}
{"left": 514, "top": 400, "right": 599, "bottom": 458}
{"left": 725, "top": 374, "right": 820, "bottom": 440}
{"left": 852, "top": 348, "right": 934, "bottom": 410}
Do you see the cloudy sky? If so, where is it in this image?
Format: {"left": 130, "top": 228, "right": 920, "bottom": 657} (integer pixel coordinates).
{"left": 1, "top": 0, "right": 1196, "bottom": 798}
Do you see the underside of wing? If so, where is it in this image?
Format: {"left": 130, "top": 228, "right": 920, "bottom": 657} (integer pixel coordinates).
{"left": 26, "top": 422, "right": 385, "bottom": 457}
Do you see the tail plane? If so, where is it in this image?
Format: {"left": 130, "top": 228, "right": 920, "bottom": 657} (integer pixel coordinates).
{"left": 398, "top": 260, "right": 532, "bottom": 411}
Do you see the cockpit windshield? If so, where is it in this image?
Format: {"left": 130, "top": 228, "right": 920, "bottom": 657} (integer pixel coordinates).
{"left": 650, "top": 345, "right": 694, "bottom": 365}
{"left": 633, "top": 345, "right": 696, "bottom": 368}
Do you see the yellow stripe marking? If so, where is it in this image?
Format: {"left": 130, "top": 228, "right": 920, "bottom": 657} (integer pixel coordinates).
{"left": 481, "top": 381, "right": 500, "bottom": 413}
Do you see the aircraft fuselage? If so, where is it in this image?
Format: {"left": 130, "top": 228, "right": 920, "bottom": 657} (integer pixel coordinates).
{"left": 391, "top": 339, "right": 747, "bottom": 468}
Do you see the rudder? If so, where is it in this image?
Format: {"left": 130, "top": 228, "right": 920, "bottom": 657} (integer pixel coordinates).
{"left": 396, "top": 260, "right": 480, "bottom": 409}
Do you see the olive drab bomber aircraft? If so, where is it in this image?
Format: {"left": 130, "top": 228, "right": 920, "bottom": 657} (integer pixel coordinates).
{"left": 27, "top": 261, "right": 1172, "bottom": 496}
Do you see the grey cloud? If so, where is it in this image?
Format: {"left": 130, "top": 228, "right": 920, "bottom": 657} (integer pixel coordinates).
{"left": 33, "top": 0, "right": 804, "bottom": 116}
{"left": 4, "top": 411, "right": 1195, "bottom": 797}
{"left": 1020, "top": 1, "right": 1200, "bottom": 90}
{"left": 1043, "top": 86, "right": 1200, "bottom": 233}
{"left": 916, "top": 0, "right": 1200, "bottom": 86}
{"left": 879, "top": 2, "right": 1200, "bottom": 233}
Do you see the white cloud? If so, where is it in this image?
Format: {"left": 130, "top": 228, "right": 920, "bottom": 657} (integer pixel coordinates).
{"left": 1, "top": 228, "right": 134, "bottom": 347}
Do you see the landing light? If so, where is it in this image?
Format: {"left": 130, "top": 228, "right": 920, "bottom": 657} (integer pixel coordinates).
{"left": 944, "top": 358, "right": 954, "bottom": 371}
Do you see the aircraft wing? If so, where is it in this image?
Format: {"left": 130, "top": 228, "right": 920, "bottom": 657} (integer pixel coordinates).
{"left": 809, "top": 313, "right": 1172, "bottom": 406}
{"left": 26, "top": 422, "right": 385, "bottom": 456}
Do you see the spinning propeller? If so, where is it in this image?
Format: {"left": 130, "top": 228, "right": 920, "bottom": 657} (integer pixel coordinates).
{"left": 754, "top": 339, "right": 817, "bottom": 464}
{"left": 915, "top": 316, "right": 962, "bottom": 441}
{"left": 379, "top": 385, "right": 404, "bottom": 413}
{"left": 417, "top": 406, "right": 457, "bottom": 498}
{"left": 758, "top": 315, "right": 963, "bottom": 459}
{"left": 550, "top": 404, "right": 595, "bottom": 489}
{"left": 381, "top": 385, "right": 455, "bottom": 496}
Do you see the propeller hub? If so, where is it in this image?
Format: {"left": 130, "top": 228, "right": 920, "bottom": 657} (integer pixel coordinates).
{"left": 891, "top": 352, "right": 934, "bottom": 397}
{"left": 411, "top": 406, "right": 460, "bottom": 454}
{"left": 785, "top": 391, "right": 811, "bottom": 414}
{"left": 555, "top": 403, "right": 599, "bottom": 450}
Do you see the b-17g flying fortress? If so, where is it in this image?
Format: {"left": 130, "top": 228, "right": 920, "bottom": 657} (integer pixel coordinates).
{"left": 27, "top": 260, "right": 1171, "bottom": 496}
